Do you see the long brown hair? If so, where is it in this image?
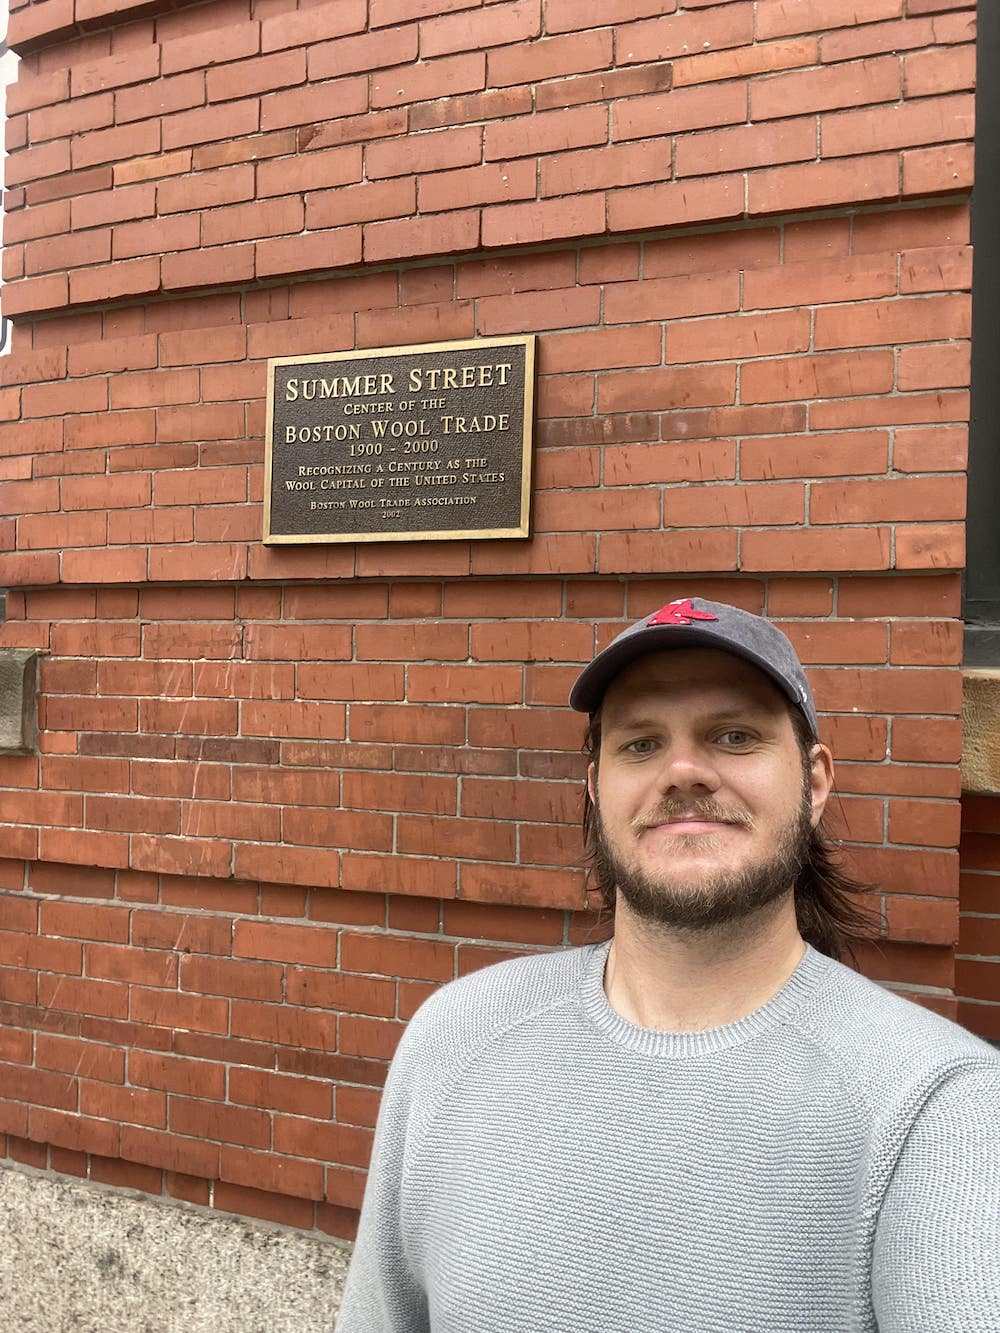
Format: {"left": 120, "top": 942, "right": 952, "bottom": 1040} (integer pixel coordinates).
{"left": 581, "top": 706, "right": 881, "bottom": 967}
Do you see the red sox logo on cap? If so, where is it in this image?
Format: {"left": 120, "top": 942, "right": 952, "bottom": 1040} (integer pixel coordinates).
{"left": 647, "top": 598, "right": 719, "bottom": 627}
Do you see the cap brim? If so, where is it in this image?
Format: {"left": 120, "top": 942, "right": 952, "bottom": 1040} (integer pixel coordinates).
{"left": 569, "top": 626, "right": 808, "bottom": 726}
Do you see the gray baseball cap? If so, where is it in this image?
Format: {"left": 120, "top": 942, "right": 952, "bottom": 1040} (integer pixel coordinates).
{"left": 569, "top": 596, "right": 818, "bottom": 737}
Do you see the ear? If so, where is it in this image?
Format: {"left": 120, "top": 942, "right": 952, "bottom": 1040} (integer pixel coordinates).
{"left": 807, "top": 742, "right": 834, "bottom": 829}
{"left": 587, "top": 760, "right": 597, "bottom": 805}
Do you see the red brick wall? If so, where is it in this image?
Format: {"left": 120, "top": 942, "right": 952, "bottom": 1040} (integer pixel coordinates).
{"left": 959, "top": 794, "right": 1000, "bottom": 1043}
{"left": 0, "top": 0, "right": 985, "bottom": 1234}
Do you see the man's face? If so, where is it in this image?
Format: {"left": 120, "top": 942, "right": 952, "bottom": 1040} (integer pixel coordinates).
{"left": 588, "top": 648, "right": 833, "bottom": 932}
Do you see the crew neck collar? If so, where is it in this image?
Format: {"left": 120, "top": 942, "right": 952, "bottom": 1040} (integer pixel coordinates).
{"left": 578, "top": 936, "right": 832, "bottom": 1058}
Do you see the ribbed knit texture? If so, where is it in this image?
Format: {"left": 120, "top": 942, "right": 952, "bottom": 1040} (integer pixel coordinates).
{"left": 336, "top": 939, "right": 1000, "bottom": 1332}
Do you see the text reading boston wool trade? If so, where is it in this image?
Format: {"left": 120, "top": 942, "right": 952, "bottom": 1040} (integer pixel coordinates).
{"left": 284, "top": 361, "right": 514, "bottom": 401}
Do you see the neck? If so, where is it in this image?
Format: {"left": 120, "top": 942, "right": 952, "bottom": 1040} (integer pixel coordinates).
{"left": 603, "top": 894, "right": 806, "bottom": 1034}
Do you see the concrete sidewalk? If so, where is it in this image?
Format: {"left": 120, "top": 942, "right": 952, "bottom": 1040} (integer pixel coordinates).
{"left": 0, "top": 1164, "right": 350, "bottom": 1332}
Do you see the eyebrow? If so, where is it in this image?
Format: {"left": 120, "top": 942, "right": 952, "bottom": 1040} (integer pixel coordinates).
{"left": 607, "top": 705, "right": 775, "bottom": 733}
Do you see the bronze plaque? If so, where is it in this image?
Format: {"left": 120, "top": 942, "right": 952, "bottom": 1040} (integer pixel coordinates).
{"left": 263, "top": 335, "right": 535, "bottom": 544}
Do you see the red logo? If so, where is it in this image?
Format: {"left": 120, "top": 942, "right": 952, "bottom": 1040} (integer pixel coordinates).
{"left": 647, "top": 598, "right": 718, "bottom": 627}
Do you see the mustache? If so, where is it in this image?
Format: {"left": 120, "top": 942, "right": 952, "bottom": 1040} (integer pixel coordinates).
{"left": 630, "top": 799, "right": 754, "bottom": 834}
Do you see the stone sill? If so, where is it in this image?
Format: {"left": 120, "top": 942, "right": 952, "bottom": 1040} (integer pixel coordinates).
{"left": 0, "top": 648, "right": 40, "bottom": 754}
{"left": 962, "top": 669, "right": 1000, "bottom": 796}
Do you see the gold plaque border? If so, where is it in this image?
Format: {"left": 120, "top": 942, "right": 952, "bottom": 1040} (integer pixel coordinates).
{"left": 262, "top": 334, "right": 536, "bottom": 545}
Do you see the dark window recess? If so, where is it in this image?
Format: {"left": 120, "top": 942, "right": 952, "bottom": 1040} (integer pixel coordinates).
{"left": 965, "top": 0, "right": 1000, "bottom": 665}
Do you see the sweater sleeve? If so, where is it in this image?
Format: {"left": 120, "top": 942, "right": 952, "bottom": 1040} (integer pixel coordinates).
{"left": 872, "top": 1060, "right": 1000, "bottom": 1332}
{"left": 335, "top": 1019, "right": 431, "bottom": 1333}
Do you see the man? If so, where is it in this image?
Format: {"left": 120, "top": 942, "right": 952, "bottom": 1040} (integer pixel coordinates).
{"left": 337, "top": 597, "right": 1000, "bottom": 1332}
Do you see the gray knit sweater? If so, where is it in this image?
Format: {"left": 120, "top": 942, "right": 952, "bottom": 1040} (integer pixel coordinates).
{"left": 336, "top": 938, "right": 1000, "bottom": 1332}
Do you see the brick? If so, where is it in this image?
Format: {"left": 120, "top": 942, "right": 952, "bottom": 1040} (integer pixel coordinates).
{"left": 72, "top": 121, "right": 160, "bottom": 170}
{"left": 113, "top": 214, "right": 200, "bottom": 261}
{"left": 229, "top": 1067, "right": 332, "bottom": 1118}
{"left": 110, "top": 370, "right": 199, "bottom": 411}
{"left": 597, "top": 364, "right": 735, "bottom": 414}
{"left": 606, "top": 174, "right": 743, "bottom": 234}
{"left": 741, "top": 527, "right": 891, "bottom": 572}
{"left": 482, "top": 194, "right": 604, "bottom": 248}
{"left": 894, "top": 425, "right": 966, "bottom": 473}
{"left": 485, "top": 105, "right": 606, "bottom": 160}
{"left": 5, "top": 140, "right": 71, "bottom": 187}
{"left": 542, "top": 141, "right": 669, "bottom": 197}
{"left": 741, "top": 350, "right": 893, "bottom": 404}
{"left": 6, "top": 198, "right": 70, "bottom": 243}
{"left": 606, "top": 270, "right": 739, "bottom": 325}
{"left": 207, "top": 50, "right": 306, "bottom": 104}
{"left": 161, "top": 22, "right": 260, "bottom": 77}
{"left": 7, "top": 70, "right": 69, "bottom": 117}
{"left": 233, "top": 844, "right": 341, "bottom": 889}
{"left": 364, "top": 209, "right": 479, "bottom": 263}
{"left": 115, "top": 149, "right": 192, "bottom": 186}
{"left": 340, "top": 931, "right": 454, "bottom": 983}
{"left": 170, "top": 1096, "right": 269, "bottom": 1149}
{"left": 163, "top": 100, "right": 259, "bottom": 151}
{"left": 902, "top": 142, "right": 973, "bottom": 195}
{"left": 309, "top": 26, "right": 417, "bottom": 81}
{"left": 542, "top": 325, "right": 661, "bottom": 373}
{"left": 899, "top": 244, "right": 972, "bottom": 295}
{"left": 241, "top": 700, "right": 345, "bottom": 740}
{"left": 898, "top": 342, "right": 969, "bottom": 392}
{"left": 672, "top": 36, "right": 818, "bottom": 90}
{"left": 159, "top": 165, "right": 254, "bottom": 214}
{"left": 821, "top": 93, "right": 974, "bottom": 159}
{"left": 372, "top": 52, "right": 485, "bottom": 108}
{"left": 261, "top": 77, "right": 368, "bottom": 133}
{"left": 116, "top": 73, "right": 206, "bottom": 125}
{"left": 0, "top": 273, "right": 67, "bottom": 315}
{"left": 26, "top": 225, "right": 112, "bottom": 275}
{"left": 422, "top": 158, "right": 537, "bottom": 211}
{"left": 664, "top": 482, "right": 803, "bottom": 527}
{"left": 613, "top": 81, "right": 747, "bottom": 141}
{"left": 743, "top": 253, "right": 897, "bottom": 311}
{"left": 72, "top": 47, "right": 159, "bottom": 97}
{"left": 755, "top": 0, "right": 902, "bottom": 40}
{"left": 69, "top": 258, "right": 160, "bottom": 306}
{"left": 204, "top": 195, "right": 303, "bottom": 246}
{"left": 814, "top": 295, "right": 970, "bottom": 349}
{"left": 669, "top": 310, "right": 810, "bottom": 364}
{"left": 219, "top": 1145, "right": 323, "bottom": 1201}
{"left": 258, "top": 146, "right": 361, "bottom": 196}
{"left": 29, "top": 92, "right": 113, "bottom": 143}
{"left": 810, "top": 476, "right": 964, "bottom": 524}
{"left": 423, "top": 0, "right": 539, "bottom": 56}
{"left": 261, "top": 0, "right": 367, "bottom": 53}
{"left": 748, "top": 155, "right": 900, "bottom": 215}
{"left": 488, "top": 29, "right": 611, "bottom": 85}
{"left": 547, "top": 0, "right": 676, "bottom": 31}
{"left": 904, "top": 44, "right": 975, "bottom": 99}
{"left": 741, "top": 431, "right": 889, "bottom": 480}
{"left": 307, "top": 178, "right": 415, "bottom": 229}
{"left": 821, "top": 17, "right": 936, "bottom": 63}
{"left": 676, "top": 117, "right": 816, "bottom": 177}
{"left": 751, "top": 54, "right": 901, "bottom": 119}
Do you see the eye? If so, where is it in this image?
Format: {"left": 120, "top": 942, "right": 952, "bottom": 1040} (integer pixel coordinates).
{"left": 715, "top": 728, "right": 756, "bottom": 748}
{"left": 622, "top": 737, "right": 658, "bottom": 756}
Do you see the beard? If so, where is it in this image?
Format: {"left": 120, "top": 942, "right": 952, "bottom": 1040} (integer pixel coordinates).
{"left": 591, "top": 785, "right": 813, "bottom": 934}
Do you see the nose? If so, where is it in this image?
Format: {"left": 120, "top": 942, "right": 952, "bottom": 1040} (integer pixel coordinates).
{"left": 653, "top": 739, "right": 722, "bottom": 797}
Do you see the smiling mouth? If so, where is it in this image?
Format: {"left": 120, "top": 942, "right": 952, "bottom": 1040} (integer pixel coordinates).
{"left": 638, "top": 815, "right": 745, "bottom": 836}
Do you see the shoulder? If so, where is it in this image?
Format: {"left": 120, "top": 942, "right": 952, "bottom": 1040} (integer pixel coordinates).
{"left": 794, "top": 949, "right": 1000, "bottom": 1114}
{"left": 406, "top": 943, "right": 586, "bottom": 1049}
{"left": 390, "top": 943, "right": 589, "bottom": 1091}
